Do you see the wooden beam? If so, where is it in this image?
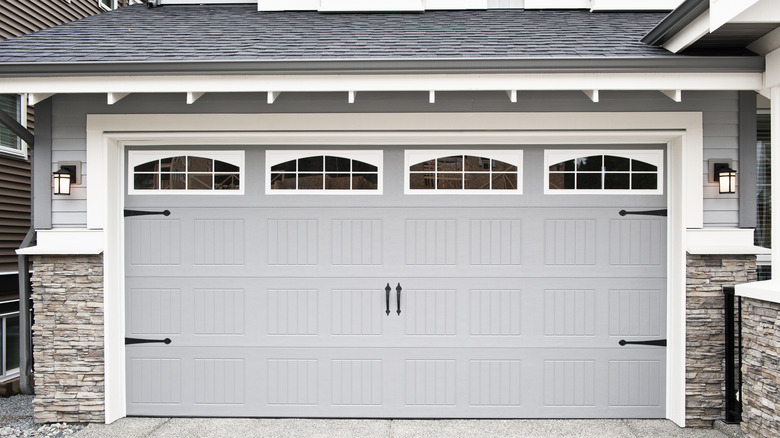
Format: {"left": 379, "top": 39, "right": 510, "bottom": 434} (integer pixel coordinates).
{"left": 429, "top": 90, "right": 436, "bottom": 104}
{"left": 506, "top": 90, "right": 517, "bottom": 103}
{"left": 661, "top": 89, "right": 682, "bottom": 102}
{"left": 582, "top": 90, "right": 599, "bottom": 102}
{"left": 107, "top": 92, "right": 130, "bottom": 105}
{"left": 186, "top": 92, "right": 205, "bottom": 104}
{"left": 267, "top": 91, "right": 281, "bottom": 104}
{"left": 27, "top": 93, "right": 54, "bottom": 105}
{"left": 348, "top": 90, "right": 356, "bottom": 103}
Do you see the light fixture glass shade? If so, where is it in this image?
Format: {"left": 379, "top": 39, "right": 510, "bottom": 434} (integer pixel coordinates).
{"left": 718, "top": 168, "right": 736, "bottom": 194}
{"left": 53, "top": 167, "right": 72, "bottom": 195}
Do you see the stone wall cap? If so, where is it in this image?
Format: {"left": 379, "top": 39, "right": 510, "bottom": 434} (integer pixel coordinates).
{"left": 686, "top": 245, "right": 771, "bottom": 255}
{"left": 736, "top": 279, "right": 780, "bottom": 304}
{"left": 16, "top": 229, "right": 104, "bottom": 255}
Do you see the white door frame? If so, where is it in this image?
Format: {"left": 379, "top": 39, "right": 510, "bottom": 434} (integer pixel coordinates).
{"left": 85, "top": 112, "right": 703, "bottom": 425}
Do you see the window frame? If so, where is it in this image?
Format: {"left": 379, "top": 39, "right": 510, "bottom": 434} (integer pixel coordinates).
{"left": 0, "top": 94, "right": 28, "bottom": 159}
{"left": 544, "top": 149, "right": 664, "bottom": 195}
{"left": 128, "top": 150, "right": 245, "bottom": 195}
{"left": 404, "top": 149, "right": 523, "bottom": 195}
{"left": 265, "top": 150, "right": 383, "bottom": 195}
{"left": 0, "top": 304, "right": 20, "bottom": 382}
{"left": 98, "top": 0, "right": 117, "bottom": 11}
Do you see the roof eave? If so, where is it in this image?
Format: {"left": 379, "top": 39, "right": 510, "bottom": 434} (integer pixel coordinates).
{"left": 0, "top": 56, "right": 766, "bottom": 76}
{"left": 641, "top": 0, "right": 709, "bottom": 46}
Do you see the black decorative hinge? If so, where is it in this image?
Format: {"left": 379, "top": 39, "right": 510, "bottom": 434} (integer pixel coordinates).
{"left": 124, "top": 209, "right": 171, "bottom": 217}
{"left": 618, "top": 339, "right": 667, "bottom": 347}
{"left": 125, "top": 337, "right": 172, "bottom": 345}
{"left": 619, "top": 209, "right": 667, "bottom": 217}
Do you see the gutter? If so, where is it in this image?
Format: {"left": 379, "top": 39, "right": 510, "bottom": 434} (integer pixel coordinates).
{"left": 641, "top": 0, "right": 709, "bottom": 46}
{"left": 0, "top": 56, "right": 766, "bottom": 77}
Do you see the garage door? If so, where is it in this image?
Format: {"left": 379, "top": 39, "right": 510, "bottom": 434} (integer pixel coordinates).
{"left": 124, "top": 146, "right": 666, "bottom": 418}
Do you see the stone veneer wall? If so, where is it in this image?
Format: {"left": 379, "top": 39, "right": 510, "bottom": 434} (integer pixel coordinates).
{"left": 741, "top": 297, "right": 780, "bottom": 438}
{"left": 30, "top": 254, "right": 104, "bottom": 423}
{"left": 685, "top": 254, "right": 756, "bottom": 427}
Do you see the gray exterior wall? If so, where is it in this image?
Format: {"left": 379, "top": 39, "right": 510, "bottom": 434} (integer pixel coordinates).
{"left": 47, "top": 90, "right": 741, "bottom": 228}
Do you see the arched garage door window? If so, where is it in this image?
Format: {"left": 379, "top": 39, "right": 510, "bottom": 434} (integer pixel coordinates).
{"left": 129, "top": 151, "right": 244, "bottom": 194}
{"left": 545, "top": 150, "right": 663, "bottom": 195}
{"left": 404, "top": 150, "right": 523, "bottom": 194}
{"left": 266, "top": 151, "right": 382, "bottom": 194}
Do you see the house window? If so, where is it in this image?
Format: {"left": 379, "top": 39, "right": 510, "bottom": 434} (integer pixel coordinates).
{"left": 98, "top": 0, "right": 117, "bottom": 10}
{"left": 0, "top": 300, "right": 20, "bottom": 381}
{"left": 405, "top": 150, "right": 523, "bottom": 194}
{"left": 128, "top": 151, "right": 244, "bottom": 194}
{"left": 545, "top": 150, "right": 663, "bottom": 194}
{"left": 266, "top": 151, "right": 382, "bottom": 194}
{"left": 0, "top": 94, "right": 26, "bottom": 158}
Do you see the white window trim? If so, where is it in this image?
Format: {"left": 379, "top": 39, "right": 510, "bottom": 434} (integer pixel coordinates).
{"left": 97, "top": 0, "right": 116, "bottom": 11}
{"left": 0, "top": 93, "right": 28, "bottom": 160}
{"left": 544, "top": 149, "right": 664, "bottom": 195}
{"left": 128, "top": 150, "right": 244, "bottom": 195}
{"left": 265, "top": 150, "right": 383, "bottom": 195}
{"left": 404, "top": 149, "right": 523, "bottom": 195}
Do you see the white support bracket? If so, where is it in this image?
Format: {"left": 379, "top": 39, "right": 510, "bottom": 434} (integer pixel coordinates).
{"left": 107, "top": 92, "right": 130, "bottom": 105}
{"left": 28, "top": 93, "right": 54, "bottom": 105}
{"left": 660, "top": 90, "right": 682, "bottom": 102}
{"left": 429, "top": 90, "right": 436, "bottom": 104}
{"left": 582, "top": 90, "right": 599, "bottom": 102}
{"left": 186, "top": 92, "right": 205, "bottom": 105}
{"left": 348, "top": 90, "right": 357, "bottom": 104}
{"left": 267, "top": 91, "right": 281, "bottom": 104}
{"left": 506, "top": 90, "right": 517, "bottom": 103}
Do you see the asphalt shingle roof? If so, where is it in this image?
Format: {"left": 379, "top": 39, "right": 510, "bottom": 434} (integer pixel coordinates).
{"left": 0, "top": 4, "right": 675, "bottom": 64}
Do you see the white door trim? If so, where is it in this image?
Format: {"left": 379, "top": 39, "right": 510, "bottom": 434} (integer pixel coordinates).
{"left": 86, "top": 112, "right": 701, "bottom": 425}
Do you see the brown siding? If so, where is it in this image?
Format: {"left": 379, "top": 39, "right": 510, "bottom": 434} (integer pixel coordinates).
{"left": 0, "top": 0, "right": 102, "bottom": 41}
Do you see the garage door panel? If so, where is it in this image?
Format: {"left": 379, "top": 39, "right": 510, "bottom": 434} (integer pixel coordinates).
{"left": 125, "top": 146, "right": 667, "bottom": 418}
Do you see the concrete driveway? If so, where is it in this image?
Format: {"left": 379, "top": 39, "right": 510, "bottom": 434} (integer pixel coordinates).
{"left": 74, "top": 418, "right": 732, "bottom": 438}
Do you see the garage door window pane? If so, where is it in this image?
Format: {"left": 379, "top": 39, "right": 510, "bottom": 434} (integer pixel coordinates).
{"left": 407, "top": 151, "right": 522, "bottom": 193}
{"left": 546, "top": 150, "right": 661, "bottom": 194}
{"left": 267, "top": 152, "right": 381, "bottom": 193}
{"left": 130, "top": 152, "right": 243, "bottom": 193}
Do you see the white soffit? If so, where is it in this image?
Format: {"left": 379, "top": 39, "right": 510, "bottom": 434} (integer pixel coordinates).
{"left": 320, "top": 0, "right": 424, "bottom": 12}
{"left": 710, "top": 0, "right": 760, "bottom": 31}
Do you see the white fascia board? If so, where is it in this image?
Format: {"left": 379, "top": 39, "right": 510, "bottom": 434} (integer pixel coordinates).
{"left": 258, "top": 0, "right": 317, "bottom": 10}
{"left": 765, "top": 47, "right": 780, "bottom": 89}
{"left": 590, "top": 0, "right": 681, "bottom": 11}
{"left": 320, "top": 0, "right": 423, "bottom": 11}
{"left": 524, "top": 0, "right": 590, "bottom": 9}
{"left": 16, "top": 229, "right": 104, "bottom": 255}
{"left": 161, "top": 0, "right": 254, "bottom": 3}
{"left": 662, "top": 12, "right": 710, "bottom": 53}
{"left": 709, "top": 0, "right": 760, "bottom": 31}
{"left": 747, "top": 26, "right": 780, "bottom": 56}
{"left": 0, "top": 72, "right": 764, "bottom": 95}
{"left": 728, "top": 1, "right": 780, "bottom": 24}
{"left": 425, "top": 0, "right": 487, "bottom": 10}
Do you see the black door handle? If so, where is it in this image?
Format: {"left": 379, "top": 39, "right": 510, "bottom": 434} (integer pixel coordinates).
{"left": 124, "top": 209, "right": 171, "bottom": 217}
{"left": 125, "top": 337, "right": 172, "bottom": 345}
{"left": 385, "top": 283, "right": 391, "bottom": 316}
{"left": 618, "top": 339, "right": 666, "bottom": 347}
{"left": 396, "top": 283, "right": 402, "bottom": 315}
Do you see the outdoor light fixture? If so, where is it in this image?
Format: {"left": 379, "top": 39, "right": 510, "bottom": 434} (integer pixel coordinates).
{"left": 53, "top": 166, "right": 73, "bottom": 195}
{"left": 717, "top": 166, "right": 737, "bottom": 194}
{"left": 711, "top": 161, "right": 737, "bottom": 194}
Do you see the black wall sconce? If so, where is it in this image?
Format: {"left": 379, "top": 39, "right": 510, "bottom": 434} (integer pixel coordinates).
{"left": 53, "top": 162, "right": 80, "bottom": 196}
{"left": 709, "top": 159, "right": 736, "bottom": 194}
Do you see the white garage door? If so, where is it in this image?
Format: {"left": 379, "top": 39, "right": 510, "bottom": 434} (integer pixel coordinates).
{"left": 124, "top": 146, "right": 666, "bottom": 418}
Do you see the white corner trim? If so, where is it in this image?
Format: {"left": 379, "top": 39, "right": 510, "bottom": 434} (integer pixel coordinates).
{"left": 686, "top": 228, "right": 770, "bottom": 255}
{"left": 736, "top": 279, "right": 780, "bottom": 304}
{"left": 16, "top": 229, "right": 104, "bottom": 255}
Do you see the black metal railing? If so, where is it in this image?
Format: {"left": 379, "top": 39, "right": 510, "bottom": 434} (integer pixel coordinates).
{"left": 724, "top": 286, "right": 742, "bottom": 423}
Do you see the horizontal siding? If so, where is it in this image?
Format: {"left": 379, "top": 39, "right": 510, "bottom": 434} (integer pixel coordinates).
{"left": 50, "top": 90, "right": 741, "bottom": 228}
{"left": 0, "top": 156, "right": 30, "bottom": 273}
{"left": 0, "top": 0, "right": 102, "bottom": 41}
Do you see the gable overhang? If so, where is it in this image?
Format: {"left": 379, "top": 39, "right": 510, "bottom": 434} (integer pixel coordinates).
{"left": 0, "top": 58, "right": 766, "bottom": 105}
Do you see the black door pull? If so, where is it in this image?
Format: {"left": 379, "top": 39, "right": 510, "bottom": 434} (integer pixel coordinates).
{"left": 125, "top": 337, "right": 172, "bottom": 345}
{"left": 618, "top": 339, "right": 667, "bottom": 347}
{"left": 618, "top": 209, "right": 667, "bottom": 217}
{"left": 396, "top": 283, "right": 402, "bottom": 315}
{"left": 385, "top": 283, "right": 391, "bottom": 316}
{"left": 124, "top": 209, "right": 171, "bottom": 217}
